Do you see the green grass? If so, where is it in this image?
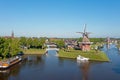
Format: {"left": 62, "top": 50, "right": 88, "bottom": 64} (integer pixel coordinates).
{"left": 23, "top": 49, "right": 45, "bottom": 54}
{"left": 23, "top": 49, "right": 109, "bottom": 61}
{"left": 58, "top": 50, "right": 109, "bottom": 62}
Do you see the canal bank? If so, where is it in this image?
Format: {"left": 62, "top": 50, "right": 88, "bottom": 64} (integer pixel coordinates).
{"left": 23, "top": 48, "right": 109, "bottom": 62}
{"left": 58, "top": 50, "right": 109, "bottom": 62}
{"left": 23, "top": 49, "right": 45, "bottom": 54}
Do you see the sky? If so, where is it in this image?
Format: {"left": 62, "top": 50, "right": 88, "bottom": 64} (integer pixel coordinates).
{"left": 0, "top": 0, "right": 120, "bottom": 38}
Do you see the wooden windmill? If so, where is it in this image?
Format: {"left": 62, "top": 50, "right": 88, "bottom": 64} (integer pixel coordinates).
{"left": 77, "top": 24, "right": 92, "bottom": 51}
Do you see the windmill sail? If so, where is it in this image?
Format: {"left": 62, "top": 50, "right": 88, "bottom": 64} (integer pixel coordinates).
{"left": 76, "top": 24, "right": 92, "bottom": 51}
{"left": 77, "top": 24, "right": 91, "bottom": 43}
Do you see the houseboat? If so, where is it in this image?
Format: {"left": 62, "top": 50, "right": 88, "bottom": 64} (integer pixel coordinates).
{"left": 0, "top": 56, "right": 22, "bottom": 69}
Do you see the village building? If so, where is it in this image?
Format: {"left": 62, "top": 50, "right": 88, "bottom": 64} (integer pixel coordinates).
{"left": 4, "top": 31, "right": 14, "bottom": 39}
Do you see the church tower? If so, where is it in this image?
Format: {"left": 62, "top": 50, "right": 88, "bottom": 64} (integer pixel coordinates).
{"left": 11, "top": 31, "right": 14, "bottom": 38}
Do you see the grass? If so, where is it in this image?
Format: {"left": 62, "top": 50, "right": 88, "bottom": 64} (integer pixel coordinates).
{"left": 22, "top": 48, "right": 109, "bottom": 62}
{"left": 23, "top": 49, "right": 45, "bottom": 54}
{"left": 58, "top": 50, "right": 109, "bottom": 62}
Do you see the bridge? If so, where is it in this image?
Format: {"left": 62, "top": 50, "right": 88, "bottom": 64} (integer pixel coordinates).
{"left": 46, "top": 48, "right": 59, "bottom": 51}
{"left": 46, "top": 44, "right": 59, "bottom": 51}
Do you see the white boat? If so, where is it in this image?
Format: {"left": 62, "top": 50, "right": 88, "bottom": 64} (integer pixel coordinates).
{"left": 77, "top": 55, "right": 89, "bottom": 61}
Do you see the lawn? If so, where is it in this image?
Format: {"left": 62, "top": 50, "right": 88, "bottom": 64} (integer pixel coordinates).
{"left": 23, "top": 49, "right": 45, "bottom": 54}
{"left": 58, "top": 50, "right": 109, "bottom": 62}
{"left": 23, "top": 49, "right": 109, "bottom": 61}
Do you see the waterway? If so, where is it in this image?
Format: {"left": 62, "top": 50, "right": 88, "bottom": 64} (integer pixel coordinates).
{"left": 0, "top": 44, "right": 120, "bottom": 80}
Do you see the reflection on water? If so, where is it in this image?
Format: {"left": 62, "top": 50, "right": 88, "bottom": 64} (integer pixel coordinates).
{"left": 0, "top": 45, "right": 120, "bottom": 80}
{"left": 0, "top": 55, "right": 43, "bottom": 80}
{"left": 0, "top": 61, "right": 22, "bottom": 80}
{"left": 77, "top": 60, "right": 90, "bottom": 80}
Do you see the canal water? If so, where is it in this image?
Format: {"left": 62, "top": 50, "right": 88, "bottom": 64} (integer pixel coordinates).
{"left": 0, "top": 44, "right": 120, "bottom": 80}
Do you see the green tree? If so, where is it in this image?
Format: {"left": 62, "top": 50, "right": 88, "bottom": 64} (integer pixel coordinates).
{"left": 0, "top": 37, "right": 21, "bottom": 58}
{"left": 0, "top": 37, "right": 9, "bottom": 58}
{"left": 9, "top": 38, "right": 20, "bottom": 56}
{"left": 78, "top": 37, "right": 82, "bottom": 42}
{"left": 27, "top": 38, "right": 33, "bottom": 48}
{"left": 32, "top": 38, "right": 39, "bottom": 47}
{"left": 39, "top": 38, "right": 46, "bottom": 49}
{"left": 90, "top": 38, "right": 105, "bottom": 43}
{"left": 52, "top": 39, "right": 65, "bottom": 48}
{"left": 20, "top": 37, "right": 27, "bottom": 47}
{"left": 0, "top": 37, "right": 5, "bottom": 56}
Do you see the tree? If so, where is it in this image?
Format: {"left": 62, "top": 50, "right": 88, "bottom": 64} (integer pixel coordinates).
{"left": 19, "top": 37, "right": 27, "bottom": 49}
{"left": 90, "top": 38, "right": 105, "bottom": 43}
{"left": 51, "top": 39, "right": 65, "bottom": 48}
{"left": 0, "top": 37, "right": 9, "bottom": 58}
{"left": 9, "top": 38, "right": 20, "bottom": 56}
{"left": 27, "top": 38, "right": 33, "bottom": 49}
{"left": 0, "top": 37, "right": 21, "bottom": 58}
{"left": 39, "top": 38, "right": 46, "bottom": 49}
{"left": 78, "top": 37, "right": 82, "bottom": 42}
{"left": 32, "top": 38, "right": 39, "bottom": 48}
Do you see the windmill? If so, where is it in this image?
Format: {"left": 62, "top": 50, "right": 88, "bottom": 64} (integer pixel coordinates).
{"left": 77, "top": 24, "right": 92, "bottom": 51}
{"left": 77, "top": 24, "right": 91, "bottom": 42}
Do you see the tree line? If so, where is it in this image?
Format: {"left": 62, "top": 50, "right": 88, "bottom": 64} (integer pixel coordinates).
{"left": 0, "top": 37, "right": 105, "bottom": 59}
{"left": 78, "top": 37, "right": 105, "bottom": 43}
{"left": 0, "top": 37, "right": 46, "bottom": 59}
{"left": 0, "top": 37, "right": 20, "bottom": 59}
{"left": 20, "top": 37, "right": 46, "bottom": 49}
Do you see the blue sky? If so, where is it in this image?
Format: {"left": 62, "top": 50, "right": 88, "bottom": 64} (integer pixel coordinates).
{"left": 0, "top": 0, "right": 120, "bottom": 38}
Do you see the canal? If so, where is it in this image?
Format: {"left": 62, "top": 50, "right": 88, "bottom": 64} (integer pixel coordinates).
{"left": 0, "top": 44, "right": 120, "bottom": 80}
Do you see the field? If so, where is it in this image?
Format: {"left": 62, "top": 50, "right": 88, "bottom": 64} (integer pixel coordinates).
{"left": 23, "top": 49, "right": 109, "bottom": 61}
{"left": 23, "top": 49, "right": 45, "bottom": 54}
{"left": 58, "top": 50, "right": 109, "bottom": 61}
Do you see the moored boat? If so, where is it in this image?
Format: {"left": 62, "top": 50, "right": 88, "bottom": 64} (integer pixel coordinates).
{"left": 77, "top": 55, "right": 89, "bottom": 61}
{"left": 0, "top": 56, "right": 22, "bottom": 69}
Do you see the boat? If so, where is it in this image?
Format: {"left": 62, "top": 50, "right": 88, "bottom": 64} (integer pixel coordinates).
{"left": 0, "top": 56, "right": 22, "bottom": 69}
{"left": 77, "top": 55, "right": 89, "bottom": 61}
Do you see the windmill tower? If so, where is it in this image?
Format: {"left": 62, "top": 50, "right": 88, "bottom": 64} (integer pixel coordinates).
{"left": 77, "top": 24, "right": 92, "bottom": 51}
